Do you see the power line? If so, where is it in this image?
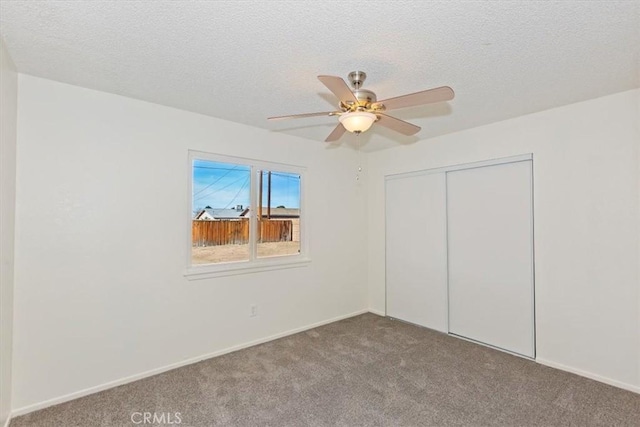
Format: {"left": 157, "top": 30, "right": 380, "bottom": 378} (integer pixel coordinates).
{"left": 268, "top": 172, "right": 301, "bottom": 180}
{"left": 194, "top": 169, "right": 300, "bottom": 206}
{"left": 193, "top": 174, "right": 249, "bottom": 202}
{"left": 223, "top": 176, "right": 250, "bottom": 209}
{"left": 193, "top": 165, "right": 239, "bottom": 196}
{"left": 193, "top": 165, "right": 249, "bottom": 171}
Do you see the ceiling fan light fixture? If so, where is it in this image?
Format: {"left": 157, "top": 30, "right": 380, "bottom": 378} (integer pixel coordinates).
{"left": 268, "top": 72, "right": 454, "bottom": 142}
{"left": 339, "top": 111, "right": 377, "bottom": 133}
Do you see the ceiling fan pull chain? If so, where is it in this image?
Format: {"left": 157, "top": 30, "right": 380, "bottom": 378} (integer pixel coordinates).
{"left": 358, "top": 135, "right": 363, "bottom": 173}
{"left": 356, "top": 132, "right": 362, "bottom": 181}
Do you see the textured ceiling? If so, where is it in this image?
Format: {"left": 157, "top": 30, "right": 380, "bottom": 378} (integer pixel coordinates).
{"left": 1, "top": 1, "right": 639, "bottom": 152}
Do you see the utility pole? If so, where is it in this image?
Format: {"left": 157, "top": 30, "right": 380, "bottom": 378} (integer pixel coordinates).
{"left": 258, "top": 171, "right": 263, "bottom": 222}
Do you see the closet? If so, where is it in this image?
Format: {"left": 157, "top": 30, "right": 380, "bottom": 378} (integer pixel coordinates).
{"left": 385, "top": 155, "right": 535, "bottom": 358}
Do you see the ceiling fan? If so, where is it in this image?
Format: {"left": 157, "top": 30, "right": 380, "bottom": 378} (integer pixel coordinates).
{"left": 268, "top": 71, "right": 454, "bottom": 142}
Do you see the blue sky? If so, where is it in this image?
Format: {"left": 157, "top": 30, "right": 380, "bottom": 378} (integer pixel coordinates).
{"left": 193, "top": 159, "right": 300, "bottom": 212}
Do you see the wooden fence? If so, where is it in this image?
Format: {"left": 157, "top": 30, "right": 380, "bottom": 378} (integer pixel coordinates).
{"left": 192, "top": 219, "right": 293, "bottom": 246}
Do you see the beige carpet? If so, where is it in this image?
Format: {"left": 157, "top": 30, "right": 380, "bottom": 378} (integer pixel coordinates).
{"left": 11, "top": 314, "right": 640, "bottom": 426}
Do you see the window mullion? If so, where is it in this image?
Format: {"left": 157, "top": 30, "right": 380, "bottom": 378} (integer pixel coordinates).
{"left": 249, "top": 167, "right": 258, "bottom": 261}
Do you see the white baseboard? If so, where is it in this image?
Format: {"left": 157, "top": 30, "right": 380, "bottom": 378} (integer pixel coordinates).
{"left": 2, "top": 415, "right": 11, "bottom": 427}
{"left": 537, "top": 358, "right": 640, "bottom": 395}
{"left": 11, "top": 308, "right": 369, "bottom": 417}
{"left": 16, "top": 310, "right": 636, "bottom": 419}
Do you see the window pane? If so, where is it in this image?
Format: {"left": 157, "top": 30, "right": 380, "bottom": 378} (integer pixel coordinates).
{"left": 191, "top": 160, "right": 251, "bottom": 265}
{"left": 257, "top": 170, "right": 301, "bottom": 258}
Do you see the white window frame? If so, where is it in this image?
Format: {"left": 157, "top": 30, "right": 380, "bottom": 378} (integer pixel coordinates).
{"left": 185, "top": 150, "right": 310, "bottom": 280}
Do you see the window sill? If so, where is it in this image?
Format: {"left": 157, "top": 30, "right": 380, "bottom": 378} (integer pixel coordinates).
{"left": 184, "top": 256, "right": 311, "bottom": 280}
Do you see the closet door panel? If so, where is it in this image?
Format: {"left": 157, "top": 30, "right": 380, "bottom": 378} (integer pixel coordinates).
{"left": 386, "top": 173, "right": 448, "bottom": 332}
{"left": 447, "top": 161, "right": 534, "bottom": 357}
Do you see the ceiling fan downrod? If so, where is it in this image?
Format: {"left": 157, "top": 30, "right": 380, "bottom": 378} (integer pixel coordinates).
{"left": 348, "top": 71, "right": 367, "bottom": 90}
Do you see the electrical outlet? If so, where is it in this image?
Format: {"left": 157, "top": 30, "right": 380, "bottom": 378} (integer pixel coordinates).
{"left": 250, "top": 304, "right": 258, "bottom": 317}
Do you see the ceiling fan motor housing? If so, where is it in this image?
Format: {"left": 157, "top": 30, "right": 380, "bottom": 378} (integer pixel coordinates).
{"left": 342, "top": 89, "right": 378, "bottom": 111}
{"left": 343, "top": 71, "right": 383, "bottom": 111}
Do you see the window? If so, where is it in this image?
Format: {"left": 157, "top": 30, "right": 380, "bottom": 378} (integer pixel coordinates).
{"left": 187, "top": 151, "right": 308, "bottom": 278}
{"left": 257, "top": 170, "right": 301, "bottom": 259}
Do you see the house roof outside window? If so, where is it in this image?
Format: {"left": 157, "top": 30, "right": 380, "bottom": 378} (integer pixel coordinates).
{"left": 194, "top": 206, "right": 300, "bottom": 220}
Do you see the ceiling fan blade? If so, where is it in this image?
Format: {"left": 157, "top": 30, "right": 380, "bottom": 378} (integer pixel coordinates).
{"left": 318, "top": 75, "right": 358, "bottom": 105}
{"left": 325, "top": 123, "right": 347, "bottom": 142}
{"left": 376, "top": 114, "right": 421, "bottom": 136}
{"left": 268, "top": 111, "right": 338, "bottom": 121}
{"left": 376, "top": 86, "right": 454, "bottom": 111}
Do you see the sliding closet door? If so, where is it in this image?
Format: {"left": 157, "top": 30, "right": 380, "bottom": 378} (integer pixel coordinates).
{"left": 447, "top": 160, "right": 534, "bottom": 357}
{"left": 386, "top": 172, "right": 448, "bottom": 332}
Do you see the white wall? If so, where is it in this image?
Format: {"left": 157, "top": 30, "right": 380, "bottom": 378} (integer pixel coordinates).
{"left": 0, "top": 38, "right": 18, "bottom": 427}
{"left": 367, "top": 89, "right": 640, "bottom": 391}
{"left": 8, "top": 73, "right": 640, "bottom": 414}
{"left": 12, "top": 75, "right": 368, "bottom": 411}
